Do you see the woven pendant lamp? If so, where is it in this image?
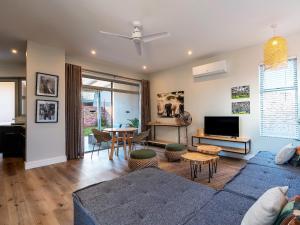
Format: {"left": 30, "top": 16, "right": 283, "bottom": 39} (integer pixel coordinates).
{"left": 263, "top": 25, "right": 288, "bottom": 70}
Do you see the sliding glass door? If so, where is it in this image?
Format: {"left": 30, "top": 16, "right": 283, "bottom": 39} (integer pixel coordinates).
{"left": 113, "top": 82, "right": 140, "bottom": 129}
{"left": 81, "top": 76, "right": 140, "bottom": 153}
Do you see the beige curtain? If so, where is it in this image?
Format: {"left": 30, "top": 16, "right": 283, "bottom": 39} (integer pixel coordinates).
{"left": 65, "top": 63, "right": 83, "bottom": 159}
{"left": 141, "top": 80, "right": 151, "bottom": 131}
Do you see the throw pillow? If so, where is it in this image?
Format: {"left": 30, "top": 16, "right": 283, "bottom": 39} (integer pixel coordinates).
{"left": 241, "top": 186, "right": 288, "bottom": 225}
{"left": 275, "top": 144, "right": 296, "bottom": 165}
{"left": 274, "top": 195, "right": 300, "bottom": 225}
{"left": 289, "top": 154, "right": 300, "bottom": 167}
{"left": 296, "top": 146, "right": 300, "bottom": 155}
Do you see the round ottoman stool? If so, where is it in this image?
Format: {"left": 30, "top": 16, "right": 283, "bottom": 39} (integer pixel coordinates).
{"left": 128, "top": 149, "right": 158, "bottom": 170}
{"left": 165, "top": 143, "right": 187, "bottom": 162}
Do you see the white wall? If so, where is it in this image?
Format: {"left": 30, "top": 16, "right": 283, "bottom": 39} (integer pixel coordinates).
{"left": 0, "top": 62, "right": 26, "bottom": 77}
{"left": 66, "top": 55, "right": 147, "bottom": 80}
{"left": 26, "top": 41, "right": 66, "bottom": 169}
{"left": 149, "top": 32, "right": 300, "bottom": 157}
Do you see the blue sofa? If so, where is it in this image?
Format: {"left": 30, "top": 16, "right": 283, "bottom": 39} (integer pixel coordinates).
{"left": 73, "top": 151, "right": 300, "bottom": 225}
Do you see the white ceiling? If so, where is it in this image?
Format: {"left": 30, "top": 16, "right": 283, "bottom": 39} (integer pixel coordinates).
{"left": 0, "top": 0, "right": 300, "bottom": 73}
{"left": 0, "top": 35, "right": 26, "bottom": 64}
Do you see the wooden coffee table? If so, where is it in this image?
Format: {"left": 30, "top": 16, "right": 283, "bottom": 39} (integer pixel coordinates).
{"left": 181, "top": 152, "right": 219, "bottom": 183}
{"left": 196, "top": 145, "right": 222, "bottom": 155}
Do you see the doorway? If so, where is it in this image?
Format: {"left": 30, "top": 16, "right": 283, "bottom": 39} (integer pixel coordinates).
{"left": 81, "top": 75, "right": 140, "bottom": 153}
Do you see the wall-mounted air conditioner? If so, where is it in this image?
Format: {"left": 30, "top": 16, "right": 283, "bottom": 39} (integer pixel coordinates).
{"left": 192, "top": 60, "right": 227, "bottom": 78}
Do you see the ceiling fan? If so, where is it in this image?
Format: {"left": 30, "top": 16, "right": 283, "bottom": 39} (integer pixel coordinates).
{"left": 99, "top": 21, "right": 170, "bottom": 55}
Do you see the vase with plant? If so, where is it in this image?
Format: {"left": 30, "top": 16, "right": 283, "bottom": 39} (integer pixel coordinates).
{"left": 127, "top": 118, "right": 139, "bottom": 128}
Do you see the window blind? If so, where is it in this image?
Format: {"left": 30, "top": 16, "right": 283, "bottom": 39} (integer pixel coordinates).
{"left": 260, "top": 58, "right": 299, "bottom": 139}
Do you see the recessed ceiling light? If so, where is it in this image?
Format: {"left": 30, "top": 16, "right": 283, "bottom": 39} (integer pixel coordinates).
{"left": 143, "top": 65, "right": 147, "bottom": 70}
{"left": 187, "top": 50, "right": 193, "bottom": 55}
{"left": 91, "top": 50, "right": 96, "bottom": 55}
{"left": 11, "top": 49, "right": 18, "bottom": 54}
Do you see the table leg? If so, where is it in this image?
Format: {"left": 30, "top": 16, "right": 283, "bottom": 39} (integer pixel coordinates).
{"left": 194, "top": 164, "right": 198, "bottom": 178}
{"left": 210, "top": 162, "right": 214, "bottom": 179}
{"left": 178, "top": 127, "right": 180, "bottom": 144}
{"left": 208, "top": 162, "right": 211, "bottom": 183}
{"left": 186, "top": 126, "right": 188, "bottom": 145}
{"left": 109, "top": 133, "right": 116, "bottom": 160}
{"left": 123, "top": 132, "right": 127, "bottom": 160}
{"left": 249, "top": 140, "right": 251, "bottom": 153}
{"left": 190, "top": 161, "right": 193, "bottom": 180}
{"left": 127, "top": 132, "right": 132, "bottom": 154}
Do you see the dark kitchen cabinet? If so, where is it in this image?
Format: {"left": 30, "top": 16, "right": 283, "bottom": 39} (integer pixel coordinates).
{"left": 0, "top": 125, "right": 25, "bottom": 159}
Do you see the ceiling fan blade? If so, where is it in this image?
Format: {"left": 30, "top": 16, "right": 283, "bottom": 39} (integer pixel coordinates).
{"left": 142, "top": 32, "right": 170, "bottom": 43}
{"left": 133, "top": 40, "right": 142, "bottom": 55}
{"left": 99, "top": 31, "right": 132, "bottom": 40}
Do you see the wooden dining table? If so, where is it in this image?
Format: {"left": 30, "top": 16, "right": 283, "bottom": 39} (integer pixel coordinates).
{"left": 103, "top": 127, "right": 138, "bottom": 160}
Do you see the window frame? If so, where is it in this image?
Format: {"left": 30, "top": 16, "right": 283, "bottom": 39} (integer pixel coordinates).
{"left": 81, "top": 74, "right": 141, "bottom": 130}
{"left": 259, "top": 56, "right": 300, "bottom": 139}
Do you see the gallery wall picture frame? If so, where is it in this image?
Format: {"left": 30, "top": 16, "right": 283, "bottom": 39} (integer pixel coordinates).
{"left": 36, "top": 72, "right": 59, "bottom": 97}
{"left": 35, "top": 99, "right": 59, "bottom": 123}
{"left": 157, "top": 91, "right": 184, "bottom": 118}
{"left": 231, "top": 85, "right": 250, "bottom": 99}
{"left": 232, "top": 101, "right": 250, "bottom": 114}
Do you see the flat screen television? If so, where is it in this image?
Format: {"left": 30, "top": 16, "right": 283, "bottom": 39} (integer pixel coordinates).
{"left": 204, "top": 116, "right": 239, "bottom": 137}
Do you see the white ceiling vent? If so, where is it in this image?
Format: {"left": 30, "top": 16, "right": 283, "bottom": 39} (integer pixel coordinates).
{"left": 192, "top": 60, "right": 227, "bottom": 78}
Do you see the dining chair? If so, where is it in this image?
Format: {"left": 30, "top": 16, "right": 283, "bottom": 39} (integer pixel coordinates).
{"left": 91, "top": 129, "right": 117, "bottom": 159}
{"left": 130, "top": 129, "right": 150, "bottom": 152}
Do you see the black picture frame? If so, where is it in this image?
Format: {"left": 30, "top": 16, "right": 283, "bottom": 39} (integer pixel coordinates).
{"left": 36, "top": 72, "right": 59, "bottom": 97}
{"left": 35, "top": 100, "right": 59, "bottom": 123}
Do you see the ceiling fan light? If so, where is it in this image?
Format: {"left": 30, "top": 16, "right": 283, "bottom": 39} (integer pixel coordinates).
{"left": 264, "top": 36, "right": 288, "bottom": 70}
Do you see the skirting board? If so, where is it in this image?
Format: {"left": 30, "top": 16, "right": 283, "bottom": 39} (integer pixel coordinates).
{"left": 25, "top": 155, "right": 67, "bottom": 170}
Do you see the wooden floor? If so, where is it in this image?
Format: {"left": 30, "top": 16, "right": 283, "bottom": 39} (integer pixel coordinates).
{"left": 0, "top": 147, "right": 246, "bottom": 225}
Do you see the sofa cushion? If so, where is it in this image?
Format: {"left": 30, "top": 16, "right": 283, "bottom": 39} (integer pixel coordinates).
{"left": 73, "top": 168, "right": 216, "bottom": 225}
{"left": 248, "top": 151, "right": 300, "bottom": 174}
{"left": 185, "top": 191, "right": 255, "bottom": 225}
{"left": 130, "top": 149, "right": 156, "bottom": 159}
{"left": 224, "top": 164, "right": 300, "bottom": 199}
{"left": 275, "top": 144, "right": 296, "bottom": 164}
{"left": 241, "top": 186, "right": 288, "bottom": 225}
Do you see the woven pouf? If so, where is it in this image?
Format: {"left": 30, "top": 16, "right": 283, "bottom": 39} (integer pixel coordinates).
{"left": 128, "top": 149, "right": 158, "bottom": 171}
{"left": 165, "top": 143, "right": 187, "bottom": 162}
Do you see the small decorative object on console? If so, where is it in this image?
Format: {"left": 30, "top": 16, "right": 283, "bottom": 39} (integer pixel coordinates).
{"left": 197, "top": 128, "right": 204, "bottom": 136}
{"left": 175, "top": 111, "right": 192, "bottom": 125}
